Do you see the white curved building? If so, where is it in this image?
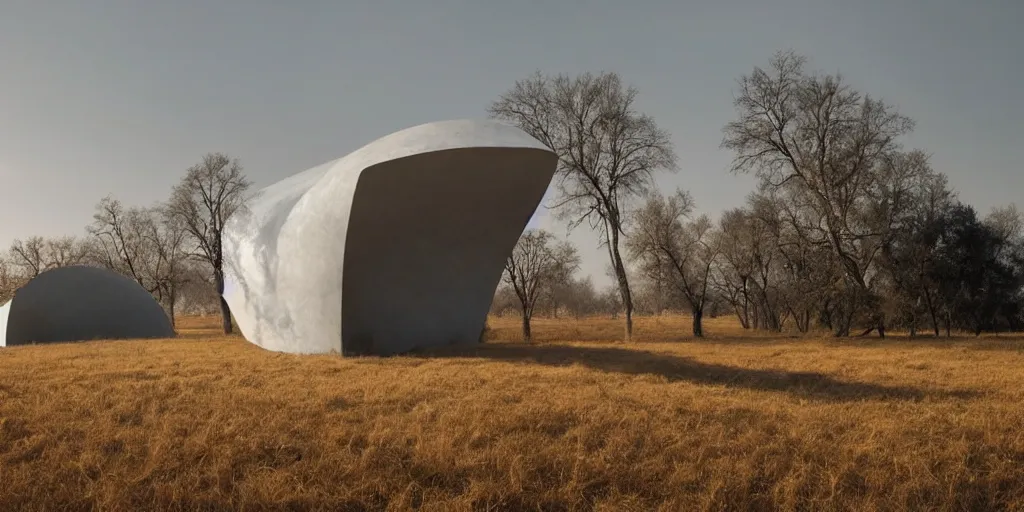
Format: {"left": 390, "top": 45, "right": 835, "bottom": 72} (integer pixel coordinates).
{"left": 222, "top": 119, "right": 557, "bottom": 355}
{"left": 0, "top": 265, "right": 175, "bottom": 346}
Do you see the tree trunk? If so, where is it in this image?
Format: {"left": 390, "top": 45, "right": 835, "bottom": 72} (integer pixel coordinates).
{"left": 758, "top": 287, "right": 780, "bottom": 332}
{"left": 168, "top": 287, "right": 177, "bottom": 330}
{"left": 789, "top": 308, "right": 805, "bottom": 333}
{"left": 692, "top": 307, "right": 704, "bottom": 337}
{"left": 521, "top": 310, "right": 532, "bottom": 341}
{"left": 741, "top": 278, "right": 750, "bottom": 329}
{"left": 835, "top": 322, "right": 851, "bottom": 337}
{"left": 734, "top": 305, "right": 750, "bottom": 329}
{"left": 833, "top": 291, "right": 859, "bottom": 337}
{"left": 215, "top": 270, "right": 232, "bottom": 335}
{"left": 608, "top": 228, "right": 633, "bottom": 342}
{"left": 923, "top": 287, "right": 940, "bottom": 337}
{"left": 821, "top": 299, "right": 833, "bottom": 330}
{"left": 623, "top": 300, "right": 633, "bottom": 341}
{"left": 834, "top": 308, "right": 853, "bottom": 337}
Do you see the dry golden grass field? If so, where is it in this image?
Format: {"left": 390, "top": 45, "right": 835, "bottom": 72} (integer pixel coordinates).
{"left": 3, "top": 314, "right": 1024, "bottom": 511}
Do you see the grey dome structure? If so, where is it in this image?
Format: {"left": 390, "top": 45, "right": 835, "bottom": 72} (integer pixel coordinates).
{"left": 0, "top": 265, "right": 175, "bottom": 347}
{"left": 222, "top": 119, "right": 557, "bottom": 355}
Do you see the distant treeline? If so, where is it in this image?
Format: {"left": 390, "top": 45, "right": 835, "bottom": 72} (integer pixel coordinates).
{"left": 489, "top": 51, "right": 1023, "bottom": 341}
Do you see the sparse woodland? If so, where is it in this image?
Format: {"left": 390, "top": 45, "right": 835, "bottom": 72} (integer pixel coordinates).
{"left": 3, "top": 51, "right": 1022, "bottom": 344}
{"left": 0, "top": 153, "right": 250, "bottom": 333}
{"left": 490, "top": 51, "right": 1024, "bottom": 341}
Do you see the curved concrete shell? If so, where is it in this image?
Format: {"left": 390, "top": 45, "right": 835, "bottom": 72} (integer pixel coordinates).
{"left": 0, "top": 265, "right": 175, "bottom": 347}
{"left": 222, "top": 119, "right": 557, "bottom": 355}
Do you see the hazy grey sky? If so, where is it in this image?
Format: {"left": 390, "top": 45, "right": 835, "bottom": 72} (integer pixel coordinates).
{"left": 1, "top": 0, "right": 1021, "bottom": 285}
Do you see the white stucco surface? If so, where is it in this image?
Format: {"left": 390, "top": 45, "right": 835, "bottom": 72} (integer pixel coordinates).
{"left": 0, "top": 265, "right": 175, "bottom": 347}
{"left": 222, "top": 119, "right": 557, "bottom": 355}
{"left": 0, "top": 301, "right": 10, "bottom": 347}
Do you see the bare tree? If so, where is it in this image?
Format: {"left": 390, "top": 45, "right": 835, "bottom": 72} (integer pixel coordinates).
{"left": 876, "top": 169, "right": 957, "bottom": 337}
{"left": 629, "top": 270, "right": 674, "bottom": 316}
{"left": 560, "top": 276, "right": 603, "bottom": 319}
{"left": 628, "top": 190, "right": 719, "bottom": 337}
{"left": 714, "top": 198, "right": 792, "bottom": 332}
{"left": 8, "top": 235, "right": 89, "bottom": 277}
{"left": 45, "top": 236, "right": 91, "bottom": 268}
{"left": 8, "top": 237, "right": 46, "bottom": 277}
{"left": 165, "top": 153, "right": 252, "bottom": 334}
{"left": 539, "top": 239, "right": 582, "bottom": 317}
{"left": 722, "top": 50, "right": 924, "bottom": 336}
{"left": 87, "top": 195, "right": 195, "bottom": 328}
{"left": 714, "top": 208, "right": 757, "bottom": 329}
{"left": 174, "top": 261, "right": 221, "bottom": 315}
{"left": 600, "top": 284, "right": 624, "bottom": 319}
{"left": 489, "top": 71, "right": 677, "bottom": 341}
{"left": 88, "top": 196, "right": 151, "bottom": 286}
{"left": 0, "top": 256, "right": 19, "bottom": 304}
{"left": 986, "top": 204, "right": 1023, "bottom": 248}
{"left": 489, "top": 284, "right": 520, "bottom": 316}
{"left": 145, "top": 209, "right": 191, "bottom": 327}
{"left": 503, "top": 230, "right": 580, "bottom": 341}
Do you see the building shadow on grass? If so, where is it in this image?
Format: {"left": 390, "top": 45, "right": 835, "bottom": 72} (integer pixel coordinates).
{"left": 414, "top": 343, "right": 981, "bottom": 403}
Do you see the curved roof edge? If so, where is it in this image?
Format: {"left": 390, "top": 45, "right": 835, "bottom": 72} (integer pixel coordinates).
{"left": 0, "top": 265, "right": 174, "bottom": 347}
{"left": 226, "top": 118, "right": 553, "bottom": 251}
{"left": 254, "top": 119, "right": 549, "bottom": 207}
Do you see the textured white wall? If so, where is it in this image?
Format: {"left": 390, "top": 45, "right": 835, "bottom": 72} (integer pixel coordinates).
{"left": 222, "top": 119, "right": 556, "bottom": 355}
{"left": 0, "top": 301, "right": 10, "bottom": 347}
